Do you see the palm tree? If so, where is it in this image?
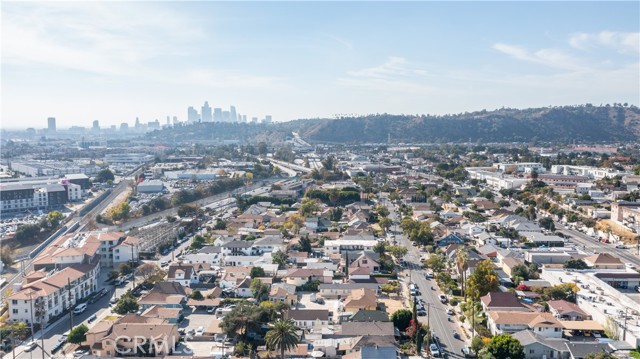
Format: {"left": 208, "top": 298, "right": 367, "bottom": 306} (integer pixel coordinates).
{"left": 455, "top": 247, "right": 469, "bottom": 299}
{"left": 265, "top": 319, "right": 300, "bottom": 359}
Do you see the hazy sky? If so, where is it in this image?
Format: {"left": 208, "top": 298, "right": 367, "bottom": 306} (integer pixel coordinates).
{"left": 2, "top": 1, "right": 639, "bottom": 129}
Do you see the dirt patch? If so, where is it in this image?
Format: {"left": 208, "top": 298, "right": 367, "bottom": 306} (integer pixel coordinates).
{"left": 379, "top": 297, "right": 406, "bottom": 316}
{"left": 596, "top": 219, "right": 640, "bottom": 243}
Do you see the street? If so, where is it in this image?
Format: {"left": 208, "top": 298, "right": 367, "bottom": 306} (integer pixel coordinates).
{"left": 388, "top": 201, "right": 468, "bottom": 358}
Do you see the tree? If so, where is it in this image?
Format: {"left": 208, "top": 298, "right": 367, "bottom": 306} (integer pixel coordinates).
{"left": 136, "top": 263, "right": 166, "bottom": 284}
{"left": 373, "top": 241, "right": 387, "bottom": 258}
{"left": 424, "top": 255, "right": 446, "bottom": 273}
{"left": 511, "top": 265, "right": 531, "bottom": 282}
{"left": 543, "top": 283, "right": 579, "bottom": 302}
{"left": 109, "top": 201, "right": 131, "bottom": 222}
{"left": 391, "top": 309, "right": 413, "bottom": 332}
{"left": 190, "top": 290, "right": 204, "bottom": 300}
{"left": 265, "top": 319, "right": 300, "bottom": 359}
{"left": 113, "top": 292, "right": 139, "bottom": 314}
{"left": 379, "top": 217, "right": 393, "bottom": 233}
{"left": 94, "top": 169, "right": 115, "bottom": 183}
{"left": 485, "top": 333, "right": 525, "bottom": 359}
{"left": 283, "top": 214, "right": 305, "bottom": 234}
{"left": 251, "top": 278, "right": 269, "bottom": 301}
{"left": 388, "top": 245, "right": 408, "bottom": 261}
{"left": 563, "top": 259, "right": 589, "bottom": 270}
{"left": 329, "top": 208, "right": 343, "bottom": 222}
{"left": 299, "top": 198, "right": 321, "bottom": 217}
{"left": 220, "top": 303, "right": 263, "bottom": 338}
{"left": 466, "top": 260, "right": 499, "bottom": 299}
{"left": 0, "top": 246, "right": 14, "bottom": 266}
{"left": 250, "top": 267, "right": 266, "bottom": 278}
{"left": 47, "top": 211, "right": 64, "bottom": 228}
{"left": 298, "top": 235, "right": 312, "bottom": 253}
{"left": 471, "top": 335, "right": 485, "bottom": 356}
{"left": 272, "top": 250, "right": 289, "bottom": 268}
{"left": 585, "top": 350, "right": 617, "bottom": 359}
{"left": 67, "top": 324, "right": 89, "bottom": 344}
{"left": 538, "top": 217, "right": 555, "bottom": 231}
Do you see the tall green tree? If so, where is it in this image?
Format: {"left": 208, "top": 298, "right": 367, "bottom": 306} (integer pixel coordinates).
{"left": 485, "top": 334, "right": 525, "bottom": 359}
{"left": 67, "top": 324, "right": 89, "bottom": 344}
{"left": 466, "top": 260, "right": 499, "bottom": 300}
{"left": 265, "top": 319, "right": 300, "bottom": 359}
{"left": 391, "top": 309, "right": 413, "bottom": 332}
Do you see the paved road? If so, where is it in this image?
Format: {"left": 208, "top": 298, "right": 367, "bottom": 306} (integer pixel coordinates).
{"left": 387, "top": 202, "right": 467, "bottom": 358}
{"left": 556, "top": 223, "right": 640, "bottom": 266}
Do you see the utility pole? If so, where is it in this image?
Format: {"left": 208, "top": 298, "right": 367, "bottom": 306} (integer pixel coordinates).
{"left": 623, "top": 307, "right": 629, "bottom": 341}
{"left": 28, "top": 291, "right": 35, "bottom": 359}
{"left": 67, "top": 278, "right": 74, "bottom": 332}
{"left": 38, "top": 300, "right": 45, "bottom": 359}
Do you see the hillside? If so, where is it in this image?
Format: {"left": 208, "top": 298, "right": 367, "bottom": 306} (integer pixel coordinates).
{"left": 295, "top": 105, "right": 640, "bottom": 144}
{"left": 144, "top": 105, "right": 640, "bottom": 145}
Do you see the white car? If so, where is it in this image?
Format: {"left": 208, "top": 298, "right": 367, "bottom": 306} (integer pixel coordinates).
{"left": 430, "top": 343, "right": 440, "bottom": 357}
{"left": 73, "top": 303, "right": 88, "bottom": 314}
{"left": 195, "top": 326, "right": 204, "bottom": 336}
{"left": 22, "top": 341, "right": 37, "bottom": 352}
{"left": 615, "top": 244, "right": 627, "bottom": 249}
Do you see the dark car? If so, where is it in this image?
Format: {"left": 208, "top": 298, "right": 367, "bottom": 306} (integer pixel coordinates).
{"left": 88, "top": 314, "right": 97, "bottom": 323}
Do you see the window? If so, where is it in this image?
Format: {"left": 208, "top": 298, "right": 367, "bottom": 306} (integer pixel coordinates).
{"left": 12, "top": 309, "right": 18, "bottom": 314}
{"left": 530, "top": 349, "right": 534, "bottom": 354}
{"left": 12, "top": 300, "right": 17, "bottom": 305}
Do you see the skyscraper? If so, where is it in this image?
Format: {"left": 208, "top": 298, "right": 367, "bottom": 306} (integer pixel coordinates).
{"left": 263, "top": 115, "right": 273, "bottom": 124}
{"left": 213, "top": 108, "right": 222, "bottom": 122}
{"left": 230, "top": 106, "right": 237, "bottom": 123}
{"left": 188, "top": 106, "right": 199, "bottom": 123}
{"left": 47, "top": 117, "right": 56, "bottom": 132}
{"left": 92, "top": 120, "right": 100, "bottom": 131}
{"left": 201, "top": 101, "right": 212, "bottom": 122}
{"left": 222, "top": 111, "right": 231, "bottom": 122}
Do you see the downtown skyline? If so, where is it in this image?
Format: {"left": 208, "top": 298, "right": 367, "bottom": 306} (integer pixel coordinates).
{"left": 2, "top": 1, "right": 639, "bottom": 129}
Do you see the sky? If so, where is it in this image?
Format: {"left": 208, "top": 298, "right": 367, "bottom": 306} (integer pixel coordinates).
{"left": 1, "top": 1, "right": 639, "bottom": 129}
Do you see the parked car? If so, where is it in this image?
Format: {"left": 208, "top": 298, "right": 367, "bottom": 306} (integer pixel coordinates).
{"left": 51, "top": 340, "right": 65, "bottom": 353}
{"left": 73, "top": 303, "right": 88, "bottom": 314}
{"left": 88, "top": 314, "right": 97, "bottom": 323}
{"left": 452, "top": 330, "right": 460, "bottom": 339}
{"left": 615, "top": 244, "right": 627, "bottom": 249}
{"left": 109, "top": 296, "right": 119, "bottom": 305}
{"left": 430, "top": 343, "right": 440, "bottom": 357}
{"left": 22, "top": 341, "right": 37, "bottom": 352}
{"left": 462, "top": 346, "right": 477, "bottom": 358}
{"left": 207, "top": 307, "right": 215, "bottom": 314}
{"left": 447, "top": 308, "right": 454, "bottom": 315}
{"left": 195, "top": 326, "right": 204, "bottom": 336}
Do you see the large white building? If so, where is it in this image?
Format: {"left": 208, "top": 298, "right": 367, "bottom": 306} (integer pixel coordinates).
{"left": 550, "top": 165, "right": 629, "bottom": 180}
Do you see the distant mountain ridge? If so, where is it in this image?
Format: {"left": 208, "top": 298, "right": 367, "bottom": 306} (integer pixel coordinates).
{"left": 292, "top": 105, "right": 640, "bottom": 144}
{"left": 145, "top": 105, "right": 640, "bottom": 144}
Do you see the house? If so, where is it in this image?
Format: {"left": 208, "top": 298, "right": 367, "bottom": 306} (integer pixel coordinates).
{"left": 481, "top": 292, "right": 531, "bottom": 312}
{"left": 547, "top": 300, "right": 591, "bottom": 321}
{"left": 583, "top": 253, "right": 625, "bottom": 269}
{"left": 221, "top": 240, "right": 257, "bottom": 256}
{"left": 218, "top": 266, "right": 251, "bottom": 289}
{"left": 593, "top": 272, "right": 640, "bottom": 289}
{"left": 137, "top": 282, "right": 187, "bottom": 310}
{"left": 284, "top": 268, "right": 332, "bottom": 287}
{"left": 235, "top": 278, "right": 256, "bottom": 298}
{"left": 253, "top": 236, "right": 286, "bottom": 253}
{"left": 350, "top": 310, "right": 389, "bottom": 322}
{"left": 166, "top": 264, "right": 200, "bottom": 287}
{"left": 140, "top": 305, "right": 183, "bottom": 324}
{"left": 511, "top": 330, "right": 569, "bottom": 359}
{"left": 340, "top": 321, "right": 396, "bottom": 337}
{"left": 348, "top": 266, "right": 372, "bottom": 280}
{"left": 86, "top": 315, "right": 178, "bottom": 357}
{"left": 435, "top": 233, "right": 466, "bottom": 247}
{"left": 319, "top": 283, "right": 380, "bottom": 299}
{"left": 347, "top": 251, "right": 380, "bottom": 272}
{"left": 284, "top": 309, "right": 330, "bottom": 330}
{"left": 565, "top": 343, "right": 613, "bottom": 359}
{"left": 502, "top": 257, "right": 526, "bottom": 278}
{"left": 487, "top": 311, "right": 563, "bottom": 337}
{"left": 269, "top": 283, "right": 297, "bottom": 306}
{"left": 343, "top": 289, "right": 378, "bottom": 312}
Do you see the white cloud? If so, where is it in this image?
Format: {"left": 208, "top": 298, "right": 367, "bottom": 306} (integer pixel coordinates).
{"left": 492, "top": 43, "right": 588, "bottom": 71}
{"left": 347, "top": 56, "right": 428, "bottom": 78}
{"left": 569, "top": 31, "right": 640, "bottom": 54}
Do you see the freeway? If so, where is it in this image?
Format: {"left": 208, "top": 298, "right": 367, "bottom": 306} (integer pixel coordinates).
{"left": 110, "top": 178, "right": 279, "bottom": 231}
{"left": 387, "top": 202, "right": 468, "bottom": 358}
{"left": 556, "top": 223, "right": 640, "bottom": 267}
